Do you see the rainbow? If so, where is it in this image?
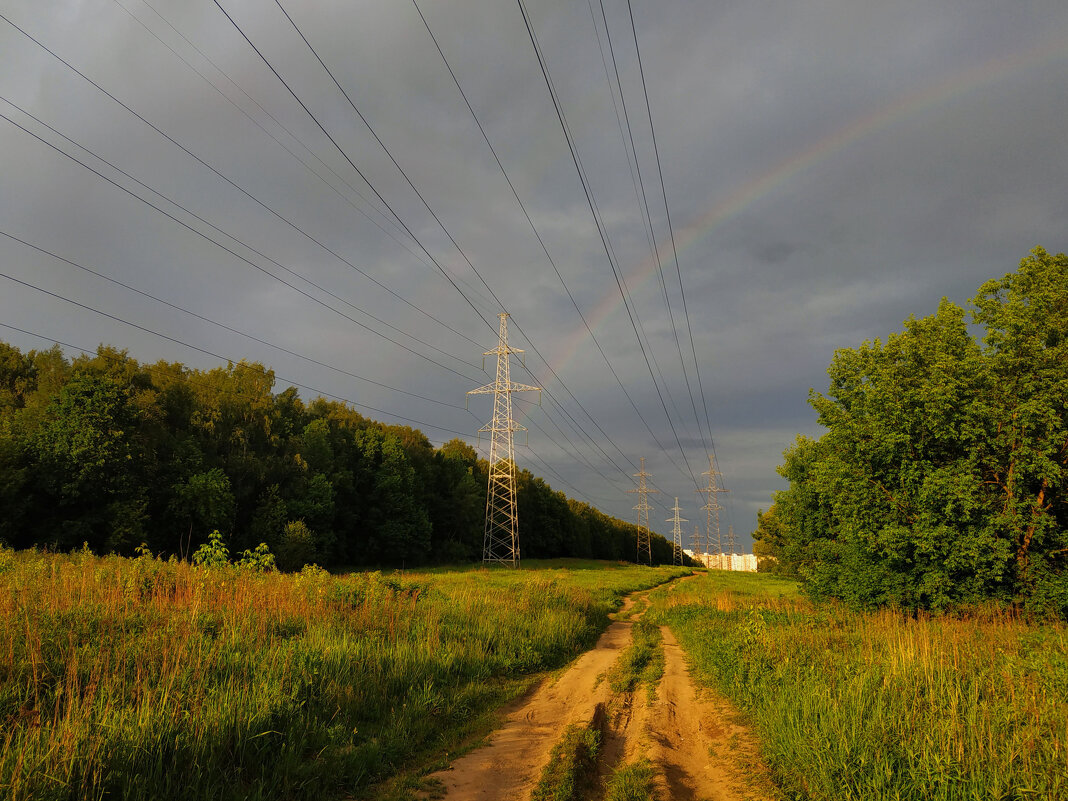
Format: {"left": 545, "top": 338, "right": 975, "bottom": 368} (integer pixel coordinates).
{"left": 530, "top": 31, "right": 1068, "bottom": 397}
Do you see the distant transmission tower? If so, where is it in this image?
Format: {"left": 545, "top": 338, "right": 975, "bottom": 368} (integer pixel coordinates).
{"left": 627, "top": 457, "right": 658, "bottom": 565}
{"left": 698, "top": 455, "right": 729, "bottom": 568}
{"left": 691, "top": 525, "right": 702, "bottom": 566}
{"left": 468, "top": 313, "right": 540, "bottom": 567}
{"left": 667, "top": 498, "right": 687, "bottom": 566}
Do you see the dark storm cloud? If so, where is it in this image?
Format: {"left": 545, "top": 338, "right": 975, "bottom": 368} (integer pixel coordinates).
{"left": 2, "top": 0, "right": 1067, "bottom": 549}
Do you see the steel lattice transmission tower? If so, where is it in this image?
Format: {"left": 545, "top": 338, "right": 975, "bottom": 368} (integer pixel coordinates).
{"left": 698, "top": 454, "right": 729, "bottom": 562}
{"left": 627, "top": 457, "right": 658, "bottom": 565}
{"left": 667, "top": 497, "right": 687, "bottom": 566}
{"left": 467, "top": 313, "right": 540, "bottom": 567}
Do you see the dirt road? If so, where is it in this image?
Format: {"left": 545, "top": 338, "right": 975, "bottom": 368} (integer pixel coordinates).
{"left": 427, "top": 583, "right": 778, "bottom": 801}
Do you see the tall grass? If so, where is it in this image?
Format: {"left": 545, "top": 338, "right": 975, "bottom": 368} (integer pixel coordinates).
{"left": 0, "top": 545, "right": 688, "bottom": 800}
{"left": 646, "top": 572, "right": 1068, "bottom": 800}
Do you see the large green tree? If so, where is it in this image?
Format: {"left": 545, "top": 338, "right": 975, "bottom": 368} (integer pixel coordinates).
{"left": 972, "top": 248, "right": 1068, "bottom": 611}
{"left": 765, "top": 248, "right": 1067, "bottom": 615}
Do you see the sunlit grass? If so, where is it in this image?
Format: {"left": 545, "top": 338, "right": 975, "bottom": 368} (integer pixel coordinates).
{"left": 0, "top": 545, "right": 689, "bottom": 800}
{"left": 603, "top": 758, "right": 656, "bottom": 801}
{"left": 646, "top": 572, "right": 1068, "bottom": 800}
{"left": 607, "top": 620, "right": 663, "bottom": 702}
{"left": 530, "top": 721, "right": 602, "bottom": 801}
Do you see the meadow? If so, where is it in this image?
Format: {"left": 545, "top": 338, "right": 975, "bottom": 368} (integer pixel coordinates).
{"left": 0, "top": 545, "right": 689, "bottom": 801}
{"left": 646, "top": 572, "right": 1068, "bottom": 801}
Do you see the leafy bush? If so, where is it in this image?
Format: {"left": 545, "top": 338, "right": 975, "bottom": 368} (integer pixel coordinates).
{"left": 276, "top": 520, "right": 316, "bottom": 572}
{"left": 191, "top": 529, "right": 229, "bottom": 568}
{"left": 236, "top": 542, "right": 277, "bottom": 572}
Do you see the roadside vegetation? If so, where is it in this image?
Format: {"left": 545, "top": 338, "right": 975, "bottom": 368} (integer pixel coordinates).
{"left": 0, "top": 545, "right": 689, "bottom": 801}
{"left": 755, "top": 248, "right": 1067, "bottom": 616}
{"left": 647, "top": 571, "right": 1068, "bottom": 800}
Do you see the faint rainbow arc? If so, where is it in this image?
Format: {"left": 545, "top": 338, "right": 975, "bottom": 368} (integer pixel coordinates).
{"left": 517, "top": 31, "right": 1068, "bottom": 418}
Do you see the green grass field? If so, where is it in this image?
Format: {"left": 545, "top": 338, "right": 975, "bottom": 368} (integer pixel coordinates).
{"left": 0, "top": 545, "right": 688, "bottom": 801}
{"left": 646, "top": 571, "right": 1068, "bottom": 801}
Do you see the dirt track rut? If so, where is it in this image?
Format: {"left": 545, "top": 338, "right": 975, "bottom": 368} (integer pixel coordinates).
{"left": 428, "top": 582, "right": 777, "bottom": 801}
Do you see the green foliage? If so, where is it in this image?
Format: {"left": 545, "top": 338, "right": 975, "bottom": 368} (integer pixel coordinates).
{"left": 603, "top": 759, "right": 657, "bottom": 801}
{"left": 170, "top": 468, "right": 235, "bottom": 544}
{"left": 235, "top": 542, "right": 277, "bottom": 572}
{"left": 751, "top": 505, "right": 791, "bottom": 575}
{"left": 607, "top": 620, "right": 664, "bottom": 699}
{"left": 191, "top": 529, "right": 230, "bottom": 568}
{"left": 0, "top": 342, "right": 653, "bottom": 568}
{"left": 767, "top": 248, "right": 1067, "bottom": 614}
{"left": 530, "top": 722, "right": 602, "bottom": 801}
{"left": 647, "top": 571, "right": 1068, "bottom": 801}
{"left": 276, "top": 520, "right": 317, "bottom": 572}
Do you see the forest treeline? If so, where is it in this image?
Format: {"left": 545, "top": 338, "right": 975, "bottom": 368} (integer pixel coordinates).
{"left": 0, "top": 342, "right": 674, "bottom": 568}
{"left": 754, "top": 248, "right": 1067, "bottom": 616}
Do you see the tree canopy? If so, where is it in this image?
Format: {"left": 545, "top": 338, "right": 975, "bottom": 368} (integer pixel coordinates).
{"left": 0, "top": 342, "right": 676, "bottom": 568}
{"left": 755, "top": 248, "right": 1067, "bottom": 616}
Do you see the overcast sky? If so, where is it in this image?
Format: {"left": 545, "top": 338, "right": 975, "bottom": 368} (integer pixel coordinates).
{"left": 2, "top": 0, "right": 1067, "bottom": 550}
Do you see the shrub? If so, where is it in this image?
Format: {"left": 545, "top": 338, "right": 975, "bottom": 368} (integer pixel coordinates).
{"left": 235, "top": 542, "right": 277, "bottom": 572}
{"left": 191, "top": 529, "right": 229, "bottom": 568}
{"left": 276, "top": 520, "right": 316, "bottom": 571}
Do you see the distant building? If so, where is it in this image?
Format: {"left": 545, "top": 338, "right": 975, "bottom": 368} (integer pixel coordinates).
{"left": 684, "top": 551, "right": 758, "bottom": 572}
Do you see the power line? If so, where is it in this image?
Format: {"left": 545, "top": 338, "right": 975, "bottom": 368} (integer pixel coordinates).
{"left": 120, "top": 0, "right": 490, "bottom": 353}
{"left": 593, "top": 0, "right": 707, "bottom": 454}
{"left": 210, "top": 0, "right": 499, "bottom": 337}
{"left": 586, "top": 0, "right": 660, "bottom": 293}
{"left": 4, "top": 5, "right": 706, "bottom": 522}
{"left": 0, "top": 104, "right": 479, "bottom": 383}
{"left": 625, "top": 0, "right": 716, "bottom": 455}
{"left": 0, "top": 228, "right": 465, "bottom": 411}
{"left": 622, "top": 0, "right": 730, "bottom": 525}
{"left": 0, "top": 11, "right": 488, "bottom": 359}
{"left": 517, "top": 406, "right": 628, "bottom": 491}
{"left": 266, "top": 0, "right": 662, "bottom": 497}
{"left": 0, "top": 97, "right": 477, "bottom": 375}
{"left": 120, "top": 0, "right": 420, "bottom": 261}
{"left": 514, "top": 0, "right": 701, "bottom": 489}
{"left": 2, "top": 109, "right": 626, "bottom": 513}
{"left": 410, "top": 0, "right": 683, "bottom": 489}
{"left": 516, "top": 0, "right": 697, "bottom": 486}
{"left": 0, "top": 277, "right": 472, "bottom": 439}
